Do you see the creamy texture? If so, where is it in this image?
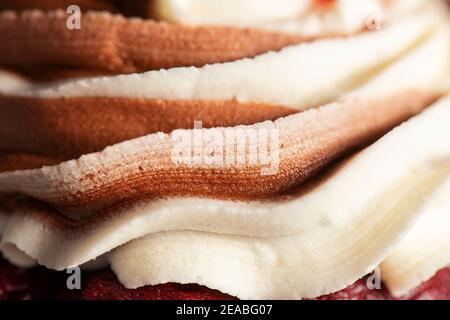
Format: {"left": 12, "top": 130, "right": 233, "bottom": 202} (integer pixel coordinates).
{"left": 0, "top": 70, "right": 30, "bottom": 92}
{"left": 0, "top": 2, "right": 449, "bottom": 299}
{"left": 257, "top": 0, "right": 436, "bottom": 36}
{"left": 381, "top": 177, "right": 450, "bottom": 297}
{"left": 347, "top": 26, "right": 450, "bottom": 98}
{"left": 0, "top": 13, "right": 441, "bottom": 111}
{"left": 1, "top": 95, "right": 450, "bottom": 298}
{"left": 153, "top": 0, "right": 311, "bottom": 26}
{"left": 152, "top": 0, "right": 432, "bottom": 37}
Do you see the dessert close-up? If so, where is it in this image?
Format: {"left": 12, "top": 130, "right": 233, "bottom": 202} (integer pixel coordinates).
{"left": 0, "top": 0, "right": 450, "bottom": 301}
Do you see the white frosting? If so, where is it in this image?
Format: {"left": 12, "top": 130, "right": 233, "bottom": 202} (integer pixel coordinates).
{"left": 381, "top": 177, "right": 450, "bottom": 297}
{"left": 108, "top": 95, "right": 450, "bottom": 299}
{"left": 348, "top": 25, "right": 450, "bottom": 98}
{"left": 153, "top": 0, "right": 311, "bottom": 26}
{"left": 153, "top": 0, "right": 432, "bottom": 37}
{"left": 251, "top": 0, "right": 384, "bottom": 36}
{"left": 1, "top": 242, "right": 36, "bottom": 268}
{"left": 1, "top": 95, "right": 450, "bottom": 298}
{"left": 0, "top": 70, "right": 30, "bottom": 92}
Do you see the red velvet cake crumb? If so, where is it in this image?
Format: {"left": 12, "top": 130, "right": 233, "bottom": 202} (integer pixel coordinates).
{"left": 402, "top": 268, "right": 450, "bottom": 300}
{"left": 0, "top": 257, "right": 65, "bottom": 300}
{"left": 314, "top": 277, "right": 392, "bottom": 300}
{"left": 67, "top": 268, "right": 450, "bottom": 300}
{"left": 59, "top": 271, "right": 235, "bottom": 300}
{"left": 1, "top": 257, "right": 449, "bottom": 300}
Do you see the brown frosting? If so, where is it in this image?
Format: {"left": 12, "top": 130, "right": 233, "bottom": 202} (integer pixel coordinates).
{"left": 0, "top": 90, "right": 438, "bottom": 219}
{"left": 0, "top": 10, "right": 311, "bottom": 76}
{"left": 0, "top": 96, "right": 297, "bottom": 160}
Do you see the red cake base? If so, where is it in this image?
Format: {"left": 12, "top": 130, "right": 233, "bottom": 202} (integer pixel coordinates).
{"left": 0, "top": 257, "right": 449, "bottom": 300}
